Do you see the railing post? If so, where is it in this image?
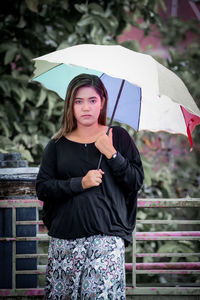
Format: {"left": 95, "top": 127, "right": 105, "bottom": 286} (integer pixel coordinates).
{"left": 132, "top": 228, "right": 136, "bottom": 288}
{"left": 12, "top": 206, "right": 16, "bottom": 290}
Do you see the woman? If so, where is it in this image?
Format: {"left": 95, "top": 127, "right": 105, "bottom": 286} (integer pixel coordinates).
{"left": 36, "top": 73, "right": 144, "bottom": 299}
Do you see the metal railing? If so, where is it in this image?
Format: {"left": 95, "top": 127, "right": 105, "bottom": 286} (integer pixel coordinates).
{"left": 127, "top": 198, "right": 200, "bottom": 297}
{"left": 0, "top": 197, "right": 200, "bottom": 297}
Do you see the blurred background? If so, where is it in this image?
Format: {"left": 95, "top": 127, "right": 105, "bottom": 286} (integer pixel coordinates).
{"left": 0, "top": 0, "right": 200, "bottom": 288}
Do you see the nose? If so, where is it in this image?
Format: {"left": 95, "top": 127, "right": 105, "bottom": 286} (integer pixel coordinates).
{"left": 82, "top": 101, "right": 90, "bottom": 111}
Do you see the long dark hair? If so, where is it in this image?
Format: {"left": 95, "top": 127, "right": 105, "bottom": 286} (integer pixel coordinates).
{"left": 53, "top": 73, "right": 108, "bottom": 139}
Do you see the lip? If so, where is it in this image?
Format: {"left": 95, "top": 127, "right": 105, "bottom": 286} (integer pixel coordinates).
{"left": 81, "top": 114, "right": 92, "bottom": 118}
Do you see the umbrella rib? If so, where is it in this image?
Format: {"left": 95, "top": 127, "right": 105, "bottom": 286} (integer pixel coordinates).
{"left": 108, "top": 79, "right": 125, "bottom": 129}
{"left": 97, "top": 79, "right": 125, "bottom": 170}
{"left": 136, "top": 88, "right": 142, "bottom": 132}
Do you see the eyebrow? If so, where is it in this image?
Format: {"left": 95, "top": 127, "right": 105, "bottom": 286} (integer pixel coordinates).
{"left": 74, "top": 96, "right": 98, "bottom": 99}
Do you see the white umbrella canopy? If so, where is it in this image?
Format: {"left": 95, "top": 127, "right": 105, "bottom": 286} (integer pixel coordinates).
{"left": 32, "top": 44, "right": 200, "bottom": 147}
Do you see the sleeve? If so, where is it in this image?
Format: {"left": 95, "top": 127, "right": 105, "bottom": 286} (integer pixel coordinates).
{"left": 106, "top": 127, "right": 144, "bottom": 193}
{"left": 36, "top": 139, "right": 84, "bottom": 202}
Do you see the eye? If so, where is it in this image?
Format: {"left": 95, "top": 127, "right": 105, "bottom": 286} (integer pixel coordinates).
{"left": 90, "top": 98, "right": 97, "bottom": 104}
{"left": 74, "top": 99, "right": 82, "bottom": 104}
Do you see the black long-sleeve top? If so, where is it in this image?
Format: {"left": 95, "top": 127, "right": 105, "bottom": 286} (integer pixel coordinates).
{"left": 36, "top": 126, "right": 144, "bottom": 246}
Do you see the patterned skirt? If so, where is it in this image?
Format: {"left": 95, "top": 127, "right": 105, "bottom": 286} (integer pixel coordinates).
{"left": 45, "top": 235, "right": 125, "bottom": 299}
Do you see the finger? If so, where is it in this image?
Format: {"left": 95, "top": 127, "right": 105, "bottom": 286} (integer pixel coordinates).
{"left": 108, "top": 128, "right": 113, "bottom": 137}
{"left": 91, "top": 170, "right": 101, "bottom": 176}
{"left": 98, "top": 169, "right": 104, "bottom": 175}
{"left": 90, "top": 172, "right": 101, "bottom": 182}
{"left": 94, "top": 172, "right": 102, "bottom": 179}
{"left": 95, "top": 173, "right": 103, "bottom": 179}
{"left": 96, "top": 178, "right": 102, "bottom": 184}
{"left": 107, "top": 128, "right": 113, "bottom": 143}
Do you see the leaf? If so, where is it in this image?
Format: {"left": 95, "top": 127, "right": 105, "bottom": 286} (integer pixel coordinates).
{"left": 5, "top": 102, "right": 18, "bottom": 122}
{"left": 0, "top": 43, "right": 16, "bottom": 53}
{"left": 17, "top": 144, "right": 34, "bottom": 162}
{"left": 16, "top": 16, "right": 27, "bottom": 29}
{"left": 141, "top": 158, "right": 153, "bottom": 186}
{"left": 13, "top": 121, "right": 22, "bottom": 133}
{"left": 88, "top": 3, "right": 105, "bottom": 16}
{"left": 137, "top": 210, "right": 147, "bottom": 220}
{"left": 25, "top": 0, "right": 38, "bottom": 13}
{"left": 157, "top": 241, "right": 195, "bottom": 259}
{"left": 0, "top": 121, "right": 10, "bottom": 138}
{"left": 0, "top": 79, "right": 11, "bottom": 94}
{"left": 21, "top": 47, "right": 33, "bottom": 60}
{"left": 4, "top": 48, "right": 17, "bottom": 65}
{"left": 36, "top": 89, "right": 47, "bottom": 107}
{"left": 0, "top": 148, "right": 9, "bottom": 154}
{"left": 77, "top": 15, "right": 94, "bottom": 27}
{"left": 13, "top": 88, "right": 27, "bottom": 111}
{"left": 67, "top": 33, "right": 79, "bottom": 45}
{"left": 108, "top": 15, "right": 119, "bottom": 31}
{"left": 0, "top": 136, "right": 14, "bottom": 148}
{"left": 120, "top": 40, "right": 141, "bottom": 52}
{"left": 47, "top": 93, "right": 57, "bottom": 118}
{"left": 28, "top": 125, "right": 38, "bottom": 134}
{"left": 93, "top": 15, "right": 113, "bottom": 33}
{"left": 143, "top": 255, "right": 153, "bottom": 263}
{"left": 158, "top": 0, "right": 167, "bottom": 12}
{"left": 26, "top": 88, "right": 35, "bottom": 101}
{"left": 58, "top": 19, "right": 74, "bottom": 33}
{"left": 74, "top": 4, "right": 88, "bottom": 14}
{"left": 13, "top": 134, "right": 30, "bottom": 146}
{"left": 45, "top": 121, "right": 56, "bottom": 134}
{"left": 90, "top": 25, "right": 103, "bottom": 41}
{"left": 38, "top": 135, "right": 50, "bottom": 148}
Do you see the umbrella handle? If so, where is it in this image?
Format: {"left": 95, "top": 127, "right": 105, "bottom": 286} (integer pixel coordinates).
{"left": 97, "top": 127, "right": 111, "bottom": 170}
{"left": 97, "top": 79, "right": 125, "bottom": 170}
{"left": 97, "top": 154, "right": 103, "bottom": 170}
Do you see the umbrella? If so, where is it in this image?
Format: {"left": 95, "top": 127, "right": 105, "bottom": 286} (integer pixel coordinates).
{"left": 32, "top": 44, "right": 200, "bottom": 150}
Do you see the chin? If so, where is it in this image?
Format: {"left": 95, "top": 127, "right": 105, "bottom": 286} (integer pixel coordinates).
{"left": 80, "top": 119, "right": 97, "bottom": 126}
{"left": 83, "top": 122, "right": 96, "bottom": 127}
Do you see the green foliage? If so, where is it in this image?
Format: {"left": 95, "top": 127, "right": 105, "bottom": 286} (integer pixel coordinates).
{"left": 0, "top": 0, "right": 170, "bottom": 165}
{"left": 159, "top": 16, "right": 200, "bottom": 47}
{"left": 137, "top": 130, "right": 200, "bottom": 198}
{"left": 167, "top": 42, "right": 200, "bottom": 108}
{"left": 157, "top": 241, "right": 199, "bottom": 263}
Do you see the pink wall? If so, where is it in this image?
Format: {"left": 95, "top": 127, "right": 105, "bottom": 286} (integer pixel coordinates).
{"left": 118, "top": 0, "right": 200, "bottom": 58}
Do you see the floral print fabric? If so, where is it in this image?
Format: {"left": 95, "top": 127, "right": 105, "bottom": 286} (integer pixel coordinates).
{"left": 45, "top": 235, "right": 125, "bottom": 299}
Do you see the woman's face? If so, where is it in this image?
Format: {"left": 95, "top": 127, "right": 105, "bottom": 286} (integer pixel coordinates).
{"left": 73, "top": 86, "right": 104, "bottom": 128}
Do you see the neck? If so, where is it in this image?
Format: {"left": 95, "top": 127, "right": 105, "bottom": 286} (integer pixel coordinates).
{"left": 75, "top": 123, "right": 102, "bottom": 138}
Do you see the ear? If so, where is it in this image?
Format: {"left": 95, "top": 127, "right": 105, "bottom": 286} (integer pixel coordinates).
{"left": 101, "top": 97, "right": 105, "bottom": 109}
